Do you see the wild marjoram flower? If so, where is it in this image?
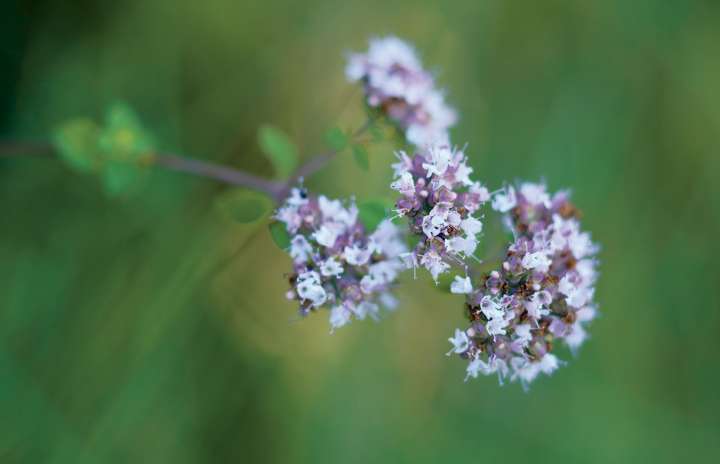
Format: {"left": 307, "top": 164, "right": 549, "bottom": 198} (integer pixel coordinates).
{"left": 390, "top": 142, "right": 489, "bottom": 283}
{"left": 0, "top": 36, "right": 601, "bottom": 389}
{"left": 345, "top": 36, "right": 457, "bottom": 148}
{"left": 447, "top": 182, "right": 600, "bottom": 388}
{"left": 276, "top": 37, "right": 598, "bottom": 388}
{"left": 275, "top": 188, "right": 407, "bottom": 332}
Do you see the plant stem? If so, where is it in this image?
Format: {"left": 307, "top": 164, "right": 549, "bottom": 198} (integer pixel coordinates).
{"left": 153, "top": 153, "right": 285, "bottom": 201}
{"left": 0, "top": 118, "right": 372, "bottom": 204}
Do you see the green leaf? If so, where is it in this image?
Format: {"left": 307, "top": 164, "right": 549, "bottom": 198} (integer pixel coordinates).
{"left": 358, "top": 199, "right": 389, "bottom": 231}
{"left": 258, "top": 125, "right": 298, "bottom": 179}
{"left": 102, "top": 160, "right": 141, "bottom": 197}
{"left": 100, "top": 101, "right": 154, "bottom": 157}
{"left": 352, "top": 144, "right": 369, "bottom": 171}
{"left": 324, "top": 127, "right": 349, "bottom": 152}
{"left": 52, "top": 118, "right": 101, "bottom": 173}
{"left": 215, "top": 189, "right": 272, "bottom": 223}
{"left": 268, "top": 221, "right": 291, "bottom": 250}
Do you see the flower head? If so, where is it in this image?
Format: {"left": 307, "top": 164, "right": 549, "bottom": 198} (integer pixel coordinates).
{"left": 276, "top": 188, "right": 407, "bottom": 331}
{"left": 450, "top": 182, "right": 599, "bottom": 387}
{"left": 391, "top": 143, "right": 489, "bottom": 282}
{"left": 346, "top": 36, "right": 457, "bottom": 147}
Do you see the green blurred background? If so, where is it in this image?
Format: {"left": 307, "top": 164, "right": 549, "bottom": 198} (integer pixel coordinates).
{"left": 2, "top": 0, "right": 720, "bottom": 462}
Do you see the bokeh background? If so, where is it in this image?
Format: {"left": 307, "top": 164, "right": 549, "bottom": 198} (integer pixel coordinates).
{"left": 2, "top": 0, "right": 720, "bottom": 462}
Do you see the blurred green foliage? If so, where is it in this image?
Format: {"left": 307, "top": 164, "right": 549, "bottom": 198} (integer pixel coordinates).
{"left": 53, "top": 102, "right": 154, "bottom": 196}
{"left": 2, "top": 0, "right": 720, "bottom": 463}
{"left": 257, "top": 125, "right": 298, "bottom": 179}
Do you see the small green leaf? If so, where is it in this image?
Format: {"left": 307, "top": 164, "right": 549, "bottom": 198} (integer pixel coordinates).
{"left": 53, "top": 118, "right": 101, "bottom": 173}
{"left": 102, "top": 160, "right": 141, "bottom": 197}
{"left": 358, "top": 199, "right": 389, "bottom": 231}
{"left": 352, "top": 144, "right": 369, "bottom": 171}
{"left": 268, "top": 221, "right": 291, "bottom": 250}
{"left": 324, "top": 127, "right": 349, "bottom": 152}
{"left": 216, "top": 189, "right": 272, "bottom": 223}
{"left": 258, "top": 125, "right": 298, "bottom": 179}
{"left": 100, "top": 101, "right": 154, "bottom": 157}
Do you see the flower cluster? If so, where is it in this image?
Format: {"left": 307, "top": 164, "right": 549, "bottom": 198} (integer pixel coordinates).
{"left": 390, "top": 143, "right": 489, "bottom": 282}
{"left": 346, "top": 36, "right": 457, "bottom": 147}
{"left": 447, "top": 182, "right": 599, "bottom": 387}
{"left": 275, "top": 188, "right": 407, "bottom": 331}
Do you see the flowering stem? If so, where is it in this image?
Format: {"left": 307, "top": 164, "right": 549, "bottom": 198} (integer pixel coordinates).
{"left": 153, "top": 153, "right": 286, "bottom": 201}
{"left": 274, "top": 119, "right": 373, "bottom": 200}
{"left": 0, "top": 119, "right": 373, "bottom": 204}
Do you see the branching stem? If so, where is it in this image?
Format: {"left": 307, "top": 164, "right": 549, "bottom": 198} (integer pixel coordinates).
{"left": 0, "top": 119, "right": 371, "bottom": 204}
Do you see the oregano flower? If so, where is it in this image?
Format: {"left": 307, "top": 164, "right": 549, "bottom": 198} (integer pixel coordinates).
{"left": 390, "top": 143, "right": 489, "bottom": 282}
{"left": 346, "top": 36, "right": 457, "bottom": 147}
{"left": 448, "top": 182, "right": 599, "bottom": 387}
{"left": 275, "top": 188, "right": 407, "bottom": 331}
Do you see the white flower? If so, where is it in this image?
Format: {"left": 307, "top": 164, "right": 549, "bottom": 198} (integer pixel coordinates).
{"left": 285, "top": 188, "right": 309, "bottom": 207}
{"left": 453, "top": 159, "right": 474, "bottom": 187}
{"left": 313, "top": 224, "right": 340, "bottom": 248}
{"left": 465, "top": 358, "right": 484, "bottom": 381}
{"left": 480, "top": 296, "right": 504, "bottom": 320}
{"left": 390, "top": 171, "right": 415, "bottom": 196}
{"left": 519, "top": 182, "right": 550, "bottom": 207}
{"left": 419, "top": 250, "right": 450, "bottom": 282}
{"left": 568, "top": 231, "right": 596, "bottom": 260}
{"left": 469, "top": 182, "right": 491, "bottom": 204}
{"left": 345, "top": 55, "right": 366, "bottom": 81}
{"left": 379, "top": 292, "right": 399, "bottom": 310}
{"left": 538, "top": 353, "right": 560, "bottom": 374}
{"left": 329, "top": 305, "right": 352, "bottom": 332}
{"left": 446, "top": 235, "right": 477, "bottom": 256}
{"left": 564, "top": 322, "right": 587, "bottom": 350}
{"left": 576, "top": 259, "right": 598, "bottom": 284}
{"left": 568, "top": 286, "right": 594, "bottom": 309}
{"left": 391, "top": 151, "right": 414, "bottom": 178}
{"left": 320, "top": 257, "right": 344, "bottom": 276}
{"left": 525, "top": 292, "right": 551, "bottom": 320}
{"left": 521, "top": 251, "right": 551, "bottom": 272}
{"left": 318, "top": 196, "right": 358, "bottom": 227}
{"left": 559, "top": 275, "right": 593, "bottom": 308}
{"left": 297, "top": 270, "right": 321, "bottom": 285}
{"left": 400, "top": 251, "right": 418, "bottom": 270}
{"left": 491, "top": 186, "right": 517, "bottom": 213}
{"left": 576, "top": 305, "right": 597, "bottom": 323}
{"left": 296, "top": 271, "right": 327, "bottom": 308}
{"left": 289, "top": 235, "right": 313, "bottom": 263}
{"left": 447, "top": 329, "right": 470, "bottom": 355}
{"left": 514, "top": 323, "right": 533, "bottom": 347}
{"left": 465, "top": 357, "right": 508, "bottom": 382}
{"left": 446, "top": 209, "right": 462, "bottom": 227}
{"left": 369, "top": 220, "right": 407, "bottom": 257}
{"left": 367, "top": 36, "right": 421, "bottom": 75}
{"left": 422, "top": 144, "right": 452, "bottom": 178}
{"left": 422, "top": 213, "right": 446, "bottom": 238}
{"left": 275, "top": 205, "right": 302, "bottom": 233}
{"left": 486, "top": 316, "right": 510, "bottom": 336}
{"left": 460, "top": 216, "right": 483, "bottom": 236}
{"left": 344, "top": 244, "right": 371, "bottom": 266}
{"left": 353, "top": 301, "right": 380, "bottom": 320}
{"left": 360, "top": 274, "right": 380, "bottom": 293}
{"left": 450, "top": 275, "right": 473, "bottom": 294}
{"left": 511, "top": 357, "right": 541, "bottom": 384}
